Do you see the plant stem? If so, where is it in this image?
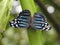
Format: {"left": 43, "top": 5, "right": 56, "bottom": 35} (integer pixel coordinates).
{"left": 20, "top": 0, "right": 43, "bottom": 45}
{"left": 20, "top": 0, "right": 37, "bottom": 15}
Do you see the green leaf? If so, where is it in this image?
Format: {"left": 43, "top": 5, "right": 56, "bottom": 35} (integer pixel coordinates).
{"left": 0, "top": 0, "right": 13, "bottom": 31}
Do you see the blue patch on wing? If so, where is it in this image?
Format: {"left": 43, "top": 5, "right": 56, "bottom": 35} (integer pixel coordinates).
{"left": 32, "top": 13, "right": 51, "bottom": 30}
{"left": 9, "top": 10, "right": 31, "bottom": 28}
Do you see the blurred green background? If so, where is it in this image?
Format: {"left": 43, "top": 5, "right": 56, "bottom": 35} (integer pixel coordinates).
{"left": 0, "top": 0, "right": 60, "bottom": 45}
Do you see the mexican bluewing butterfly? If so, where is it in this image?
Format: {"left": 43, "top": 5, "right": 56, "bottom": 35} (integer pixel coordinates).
{"left": 9, "top": 10, "right": 51, "bottom": 31}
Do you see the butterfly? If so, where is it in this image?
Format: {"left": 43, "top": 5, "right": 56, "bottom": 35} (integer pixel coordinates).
{"left": 9, "top": 10, "right": 51, "bottom": 31}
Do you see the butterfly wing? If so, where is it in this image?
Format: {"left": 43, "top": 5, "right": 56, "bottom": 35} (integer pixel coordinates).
{"left": 32, "top": 13, "right": 51, "bottom": 31}
{"left": 9, "top": 10, "right": 31, "bottom": 28}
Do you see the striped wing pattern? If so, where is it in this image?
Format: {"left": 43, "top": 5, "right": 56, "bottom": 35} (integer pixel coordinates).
{"left": 32, "top": 13, "right": 51, "bottom": 31}
{"left": 9, "top": 10, "right": 51, "bottom": 31}
{"left": 9, "top": 10, "right": 31, "bottom": 28}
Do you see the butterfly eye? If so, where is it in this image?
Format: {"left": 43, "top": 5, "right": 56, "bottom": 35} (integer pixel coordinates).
{"left": 9, "top": 10, "right": 31, "bottom": 28}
